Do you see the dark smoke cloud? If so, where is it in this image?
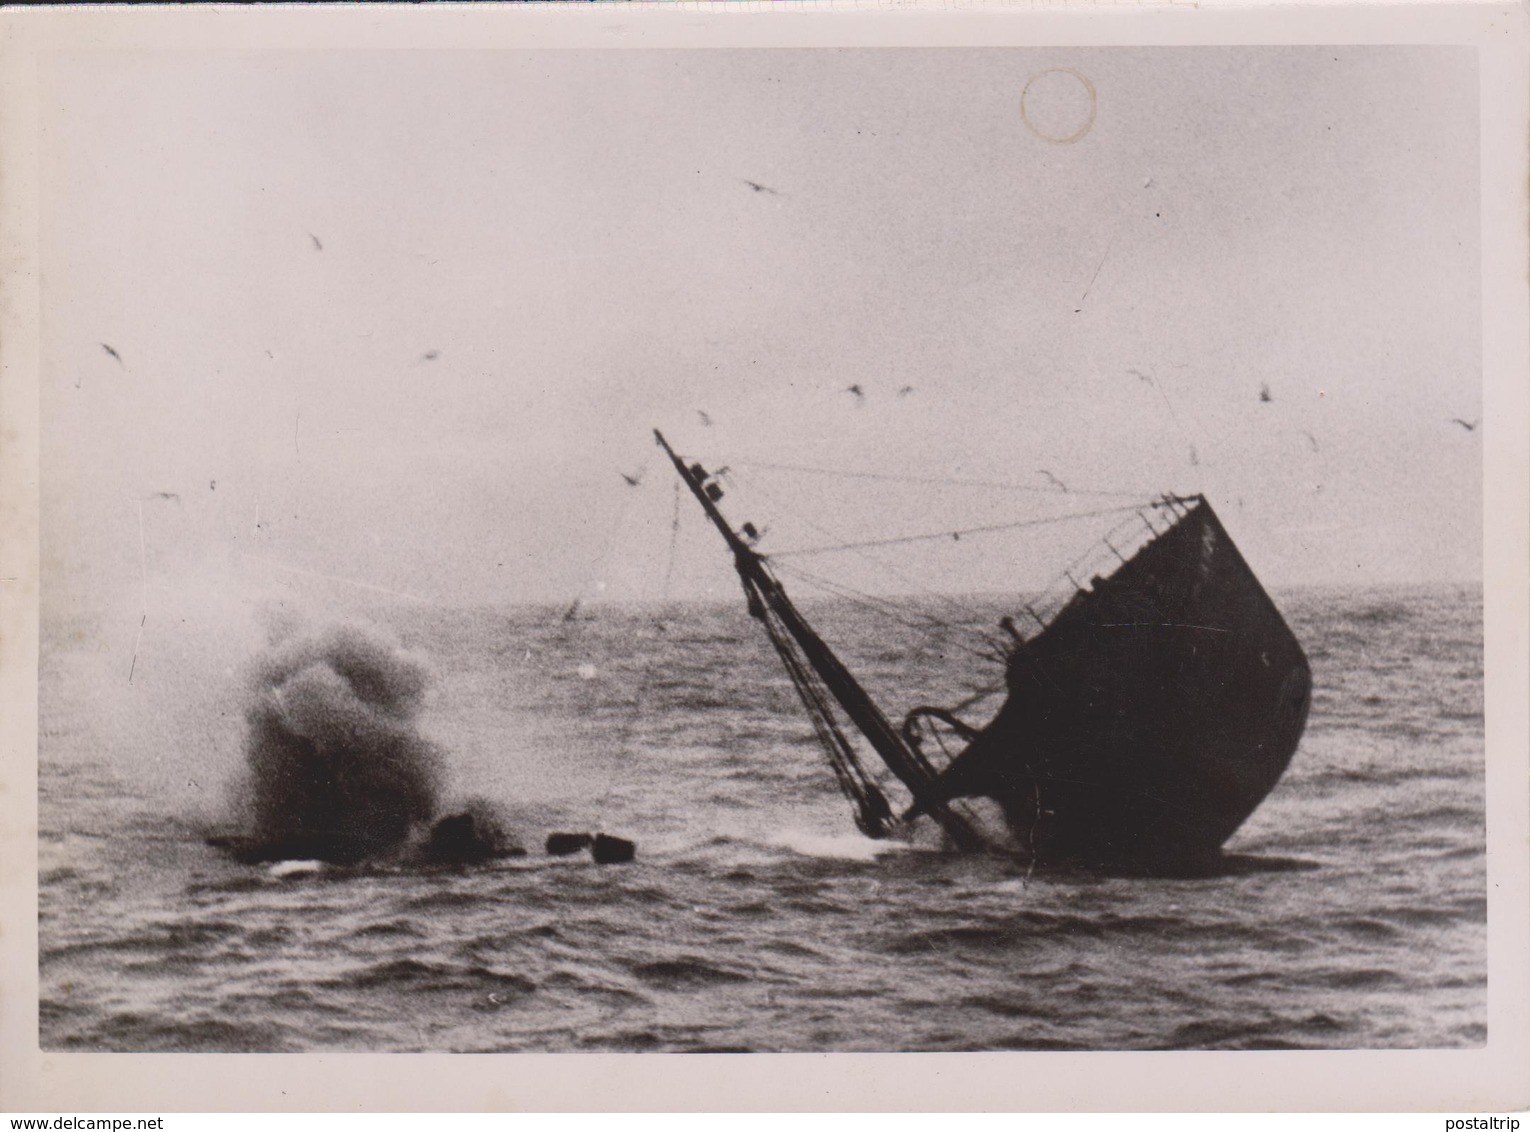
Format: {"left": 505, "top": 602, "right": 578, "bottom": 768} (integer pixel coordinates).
{"left": 236, "top": 622, "right": 444, "bottom": 864}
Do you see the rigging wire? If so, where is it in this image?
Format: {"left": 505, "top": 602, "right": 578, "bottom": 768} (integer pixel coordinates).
{"left": 559, "top": 475, "right": 648, "bottom": 620}
{"left": 734, "top": 474, "right": 985, "bottom": 624}
{"left": 659, "top": 477, "right": 681, "bottom": 611}
{"left": 756, "top": 595, "right": 894, "bottom": 838}
{"left": 770, "top": 560, "right": 1009, "bottom": 669}
{"left": 721, "top": 459, "right": 1150, "bottom": 499}
{"left": 765, "top": 559, "right": 1015, "bottom": 728}
{"left": 728, "top": 469, "right": 1012, "bottom": 654}
{"left": 767, "top": 502, "right": 1148, "bottom": 559}
{"left": 716, "top": 463, "right": 1128, "bottom": 711}
{"left": 585, "top": 473, "right": 684, "bottom": 826}
{"left": 771, "top": 557, "right": 986, "bottom": 641}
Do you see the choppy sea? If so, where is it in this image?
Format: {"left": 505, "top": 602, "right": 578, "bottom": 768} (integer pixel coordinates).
{"left": 38, "top": 583, "right": 1484, "bottom": 1051}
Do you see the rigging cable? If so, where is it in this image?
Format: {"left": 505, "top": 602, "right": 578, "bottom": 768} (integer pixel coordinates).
{"left": 767, "top": 559, "right": 1013, "bottom": 753}
{"left": 732, "top": 470, "right": 1013, "bottom": 656}
{"left": 756, "top": 596, "right": 894, "bottom": 838}
{"left": 719, "top": 459, "right": 1149, "bottom": 499}
{"left": 721, "top": 466, "right": 1125, "bottom": 695}
{"left": 559, "top": 466, "right": 650, "bottom": 621}
{"left": 659, "top": 477, "right": 681, "bottom": 613}
{"left": 769, "top": 560, "right": 1009, "bottom": 668}
{"left": 596, "top": 472, "right": 681, "bottom": 817}
{"left": 767, "top": 502, "right": 1148, "bottom": 559}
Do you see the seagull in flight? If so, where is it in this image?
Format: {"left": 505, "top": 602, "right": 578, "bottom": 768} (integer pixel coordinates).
{"left": 1449, "top": 417, "right": 1479, "bottom": 432}
{"left": 1259, "top": 383, "right": 1273, "bottom": 403}
{"left": 845, "top": 384, "right": 864, "bottom": 402}
{"left": 310, "top": 233, "right": 323, "bottom": 252}
{"left": 420, "top": 350, "right": 440, "bottom": 362}
{"left": 743, "top": 180, "right": 781, "bottom": 196}
{"left": 100, "top": 343, "right": 125, "bottom": 368}
{"left": 620, "top": 470, "right": 644, "bottom": 488}
{"left": 897, "top": 385, "right": 915, "bottom": 396}
{"left": 1037, "top": 470, "right": 1069, "bottom": 492}
{"left": 696, "top": 410, "right": 713, "bottom": 427}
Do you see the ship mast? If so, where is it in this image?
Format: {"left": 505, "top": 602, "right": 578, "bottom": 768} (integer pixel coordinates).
{"left": 654, "top": 429, "right": 988, "bottom": 852}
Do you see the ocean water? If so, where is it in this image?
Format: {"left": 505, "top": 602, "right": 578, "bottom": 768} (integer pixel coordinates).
{"left": 37, "top": 583, "right": 1485, "bottom": 1052}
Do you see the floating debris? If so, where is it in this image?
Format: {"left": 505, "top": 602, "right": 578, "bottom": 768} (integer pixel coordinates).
{"left": 545, "top": 831, "right": 636, "bottom": 865}
{"left": 422, "top": 805, "right": 525, "bottom": 865}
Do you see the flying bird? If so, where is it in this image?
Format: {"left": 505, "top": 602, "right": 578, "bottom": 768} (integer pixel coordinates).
{"left": 100, "top": 343, "right": 125, "bottom": 368}
{"left": 1126, "top": 367, "right": 1154, "bottom": 387}
{"left": 149, "top": 491, "right": 181, "bottom": 503}
{"left": 743, "top": 180, "right": 781, "bottom": 196}
{"left": 1302, "top": 430, "right": 1320, "bottom": 452}
{"left": 898, "top": 385, "right": 915, "bottom": 396}
{"left": 420, "top": 350, "right": 440, "bottom": 362}
{"left": 310, "top": 233, "right": 323, "bottom": 252}
{"left": 1037, "top": 470, "right": 1068, "bottom": 492}
{"left": 1259, "top": 383, "right": 1273, "bottom": 403}
{"left": 620, "top": 470, "right": 644, "bottom": 488}
{"left": 845, "top": 384, "right": 864, "bottom": 401}
{"left": 1449, "top": 417, "right": 1479, "bottom": 432}
{"left": 696, "top": 410, "right": 713, "bottom": 427}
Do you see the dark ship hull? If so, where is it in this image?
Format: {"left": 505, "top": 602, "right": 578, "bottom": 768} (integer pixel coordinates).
{"left": 927, "top": 497, "right": 1311, "bottom": 868}
{"left": 657, "top": 430, "right": 1310, "bottom": 870}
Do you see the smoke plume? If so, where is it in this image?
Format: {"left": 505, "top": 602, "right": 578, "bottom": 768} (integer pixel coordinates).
{"left": 236, "top": 622, "right": 444, "bottom": 864}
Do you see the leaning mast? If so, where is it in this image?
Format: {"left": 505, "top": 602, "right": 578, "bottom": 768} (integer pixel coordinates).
{"left": 654, "top": 429, "right": 988, "bottom": 852}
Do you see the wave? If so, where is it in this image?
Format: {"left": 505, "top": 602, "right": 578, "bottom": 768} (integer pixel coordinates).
{"left": 1157, "top": 1018, "right": 1322, "bottom": 1051}
{"left": 58, "top": 1010, "right": 300, "bottom": 1053}
{"left": 765, "top": 830, "right": 914, "bottom": 862}
{"left": 328, "top": 957, "right": 538, "bottom": 996}
{"left": 1312, "top": 967, "right": 1407, "bottom": 991}
{"left": 42, "top": 919, "right": 245, "bottom": 964}
{"left": 354, "top": 918, "right": 429, "bottom": 940}
{"left": 1344, "top": 602, "right": 1413, "bottom": 626}
{"left": 629, "top": 957, "right": 753, "bottom": 989}
{"left": 36, "top": 585, "right": 1486, "bottom": 1053}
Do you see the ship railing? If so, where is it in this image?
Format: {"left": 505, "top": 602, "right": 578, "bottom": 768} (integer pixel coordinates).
{"left": 1007, "top": 497, "right": 1189, "bottom": 642}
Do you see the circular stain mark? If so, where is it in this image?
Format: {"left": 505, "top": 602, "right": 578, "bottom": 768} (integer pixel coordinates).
{"left": 1020, "top": 69, "right": 1097, "bottom": 145}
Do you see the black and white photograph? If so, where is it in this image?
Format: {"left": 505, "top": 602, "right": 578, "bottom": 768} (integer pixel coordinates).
{"left": 3, "top": 3, "right": 1527, "bottom": 1109}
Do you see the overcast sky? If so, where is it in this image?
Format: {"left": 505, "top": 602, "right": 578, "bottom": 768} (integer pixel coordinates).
{"left": 40, "top": 45, "right": 1481, "bottom": 618}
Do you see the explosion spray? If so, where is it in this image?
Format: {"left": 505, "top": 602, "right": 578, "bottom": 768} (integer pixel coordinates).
{"left": 235, "top": 622, "right": 444, "bottom": 864}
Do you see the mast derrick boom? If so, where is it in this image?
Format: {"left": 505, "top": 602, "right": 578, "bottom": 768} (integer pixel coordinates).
{"left": 654, "top": 429, "right": 989, "bottom": 852}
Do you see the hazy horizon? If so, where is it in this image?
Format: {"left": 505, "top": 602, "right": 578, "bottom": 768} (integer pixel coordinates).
{"left": 39, "top": 46, "right": 1482, "bottom": 634}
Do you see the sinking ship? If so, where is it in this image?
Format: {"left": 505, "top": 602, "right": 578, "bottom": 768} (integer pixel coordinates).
{"left": 656, "top": 429, "right": 1311, "bottom": 871}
